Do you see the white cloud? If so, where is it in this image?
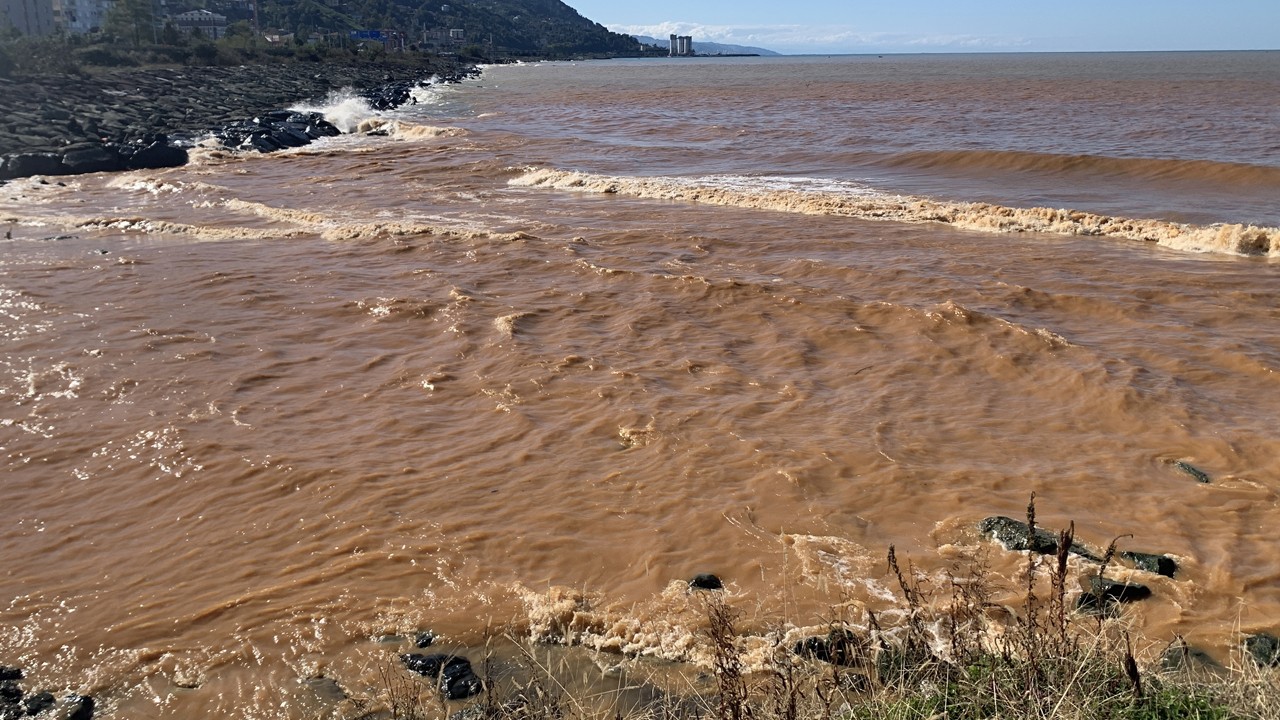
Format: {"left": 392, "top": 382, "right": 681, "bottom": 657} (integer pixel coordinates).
{"left": 613, "top": 21, "right": 1031, "bottom": 54}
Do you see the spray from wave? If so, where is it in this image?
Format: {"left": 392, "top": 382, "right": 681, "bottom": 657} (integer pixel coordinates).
{"left": 288, "top": 91, "right": 380, "bottom": 134}
{"left": 510, "top": 169, "right": 1279, "bottom": 257}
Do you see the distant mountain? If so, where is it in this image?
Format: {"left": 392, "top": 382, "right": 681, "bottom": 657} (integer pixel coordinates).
{"left": 632, "top": 35, "right": 781, "bottom": 56}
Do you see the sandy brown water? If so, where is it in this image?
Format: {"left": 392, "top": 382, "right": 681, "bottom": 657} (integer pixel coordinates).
{"left": 1, "top": 53, "right": 1279, "bottom": 717}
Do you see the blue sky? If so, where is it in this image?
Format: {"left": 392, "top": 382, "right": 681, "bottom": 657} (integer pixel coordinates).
{"left": 564, "top": 1, "right": 1279, "bottom": 54}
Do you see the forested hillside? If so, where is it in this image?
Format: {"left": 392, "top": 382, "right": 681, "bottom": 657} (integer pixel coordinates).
{"left": 258, "top": 0, "right": 645, "bottom": 56}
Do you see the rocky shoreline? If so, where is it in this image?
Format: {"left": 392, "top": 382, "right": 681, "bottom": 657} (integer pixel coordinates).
{"left": 0, "top": 59, "right": 477, "bottom": 180}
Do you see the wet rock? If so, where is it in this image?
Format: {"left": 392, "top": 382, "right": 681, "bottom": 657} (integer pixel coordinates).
{"left": 794, "top": 628, "right": 865, "bottom": 666}
{"left": 123, "top": 141, "right": 187, "bottom": 171}
{"left": 978, "top": 516, "right": 1101, "bottom": 561}
{"left": 1075, "top": 591, "right": 1118, "bottom": 616}
{"left": 1160, "top": 639, "right": 1221, "bottom": 674}
{"left": 67, "top": 695, "right": 96, "bottom": 720}
{"left": 1120, "top": 551, "right": 1177, "bottom": 578}
{"left": 439, "top": 658, "right": 483, "bottom": 700}
{"left": 305, "top": 676, "right": 347, "bottom": 703}
{"left": 402, "top": 652, "right": 457, "bottom": 677}
{"left": 1084, "top": 574, "right": 1152, "bottom": 603}
{"left": 415, "top": 630, "right": 436, "bottom": 648}
{"left": 23, "top": 694, "right": 94, "bottom": 720}
{"left": 1245, "top": 633, "right": 1280, "bottom": 668}
{"left": 23, "top": 691, "right": 55, "bottom": 716}
{"left": 1173, "top": 460, "right": 1211, "bottom": 484}
{"left": 3, "top": 152, "right": 64, "bottom": 178}
{"left": 0, "top": 667, "right": 18, "bottom": 681}
{"left": 400, "top": 653, "right": 483, "bottom": 700}
{"left": 688, "top": 573, "right": 723, "bottom": 590}
{"left": 59, "top": 145, "right": 121, "bottom": 174}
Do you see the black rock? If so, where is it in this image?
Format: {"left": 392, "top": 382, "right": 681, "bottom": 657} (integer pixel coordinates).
{"left": 399, "top": 653, "right": 482, "bottom": 700}
{"left": 4, "top": 152, "right": 65, "bottom": 178}
{"left": 1245, "top": 633, "right": 1280, "bottom": 668}
{"left": 0, "top": 667, "right": 18, "bottom": 681}
{"left": 23, "top": 691, "right": 55, "bottom": 716}
{"left": 1173, "top": 460, "right": 1211, "bottom": 484}
{"left": 1074, "top": 592, "right": 1118, "bottom": 616}
{"left": 60, "top": 145, "right": 122, "bottom": 174}
{"left": 1160, "top": 639, "right": 1221, "bottom": 673}
{"left": 688, "top": 573, "right": 723, "bottom": 590}
{"left": 794, "top": 628, "right": 864, "bottom": 666}
{"left": 124, "top": 141, "right": 187, "bottom": 171}
{"left": 401, "top": 652, "right": 467, "bottom": 679}
{"left": 978, "top": 516, "right": 1101, "bottom": 561}
{"left": 1120, "top": 551, "right": 1177, "bottom": 578}
{"left": 65, "top": 694, "right": 95, "bottom": 720}
{"left": 1085, "top": 575, "right": 1152, "bottom": 603}
{"left": 0, "top": 680, "right": 20, "bottom": 703}
{"left": 439, "top": 659, "right": 483, "bottom": 700}
{"left": 415, "top": 630, "right": 436, "bottom": 648}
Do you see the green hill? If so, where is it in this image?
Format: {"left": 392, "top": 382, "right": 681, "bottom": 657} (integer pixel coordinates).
{"left": 258, "top": 0, "right": 649, "bottom": 57}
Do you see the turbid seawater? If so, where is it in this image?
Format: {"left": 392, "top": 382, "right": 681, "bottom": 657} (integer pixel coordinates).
{"left": 1, "top": 52, "right": 1278, "bottom": 718}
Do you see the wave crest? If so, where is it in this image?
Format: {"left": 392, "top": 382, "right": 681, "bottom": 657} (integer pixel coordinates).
{"left": 510, "top": 169, "right": 1279, "bottom": 257}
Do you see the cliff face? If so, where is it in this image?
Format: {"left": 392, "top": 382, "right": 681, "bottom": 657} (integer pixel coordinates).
{"left": 269, "top": 0, "right": 645, "bottom": 56}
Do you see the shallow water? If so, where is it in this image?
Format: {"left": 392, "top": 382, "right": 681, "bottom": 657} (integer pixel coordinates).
{"left": 1, "top": 52, "right": 1278, "bottom": 718}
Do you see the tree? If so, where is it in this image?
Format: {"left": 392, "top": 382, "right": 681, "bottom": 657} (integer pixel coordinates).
{"left": 104, "top": 0, "right": 155, "bottom": 46}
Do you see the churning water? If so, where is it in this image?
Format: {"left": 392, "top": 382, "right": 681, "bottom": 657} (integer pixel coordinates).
{"left": 1, "top": 52, "right": 1278, "bottom": 718}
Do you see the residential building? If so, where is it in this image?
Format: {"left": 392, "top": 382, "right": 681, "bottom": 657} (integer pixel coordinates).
{"left": 2, "top": 0, "right": 55, "bottom": 35}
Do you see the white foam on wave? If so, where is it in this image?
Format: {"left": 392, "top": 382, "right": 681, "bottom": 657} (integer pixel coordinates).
{"left": 288, "top": 91, "right": 379, "bottom": 134}
{"left": 510, "top": 168, "right": 1280, "bottom": 257}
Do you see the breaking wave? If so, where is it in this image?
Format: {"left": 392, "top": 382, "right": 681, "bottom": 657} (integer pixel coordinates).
{"left": 510, "top": 168, "right": 1279, "bottom": 257}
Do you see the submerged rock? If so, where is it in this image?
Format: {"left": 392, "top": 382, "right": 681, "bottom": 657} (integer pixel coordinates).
{"left": 1161, "top": 639, "right": 1221, "bottom": 674}
{"left": 978, "top": 516, "right": 1101, "bottom": 561}
{"left": 22, "top": 692, "right": 55, "bottom": 716}
{"left": 1173, "top": 460, "right": 1211, "bottom": 484}
{"left": 305, "top": 676, "right": 347, "bottom": 703}
{"left": 1120, "top": 551, "right": 1178, "bottom": 578}
{"left": 400, "top": 653, "right": 483, "bottom": 700}
{"left": 440, "top": 658, "right": 483, "bottom": 700}
{"left": 1084, "top": 574, "right": 1152, "bottom": 603}
{"left": 688, "top": 573, "right": 723, "bottom": 590}
{"left": 1245, "top": 633, "right": 1280, "bottom": 668}
{"left": 793, "top": 628, "right": 865, "bottom": 667}
{"left": 415, "top": 630, "right": 437, "bottom": 648}
{"left": 2, "top": 152, "right": 63, "bottom": 178}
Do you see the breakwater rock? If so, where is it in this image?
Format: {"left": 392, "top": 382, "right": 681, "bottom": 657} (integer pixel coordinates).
{"left": 0, "top": 59, "right": 476, "bottom": 180}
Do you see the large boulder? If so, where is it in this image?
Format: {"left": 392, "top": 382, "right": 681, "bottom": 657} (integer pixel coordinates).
{"left": 978, "top": 516, "right": 1101, "bottom": 561}
{"left": 123, "top": 141, "right": 188, "bottom": 170}
{"left": 400, "top": 653, "right": 483, "bottom": 700}
{"left": 793, "top": 628, "right": 866, "bottom": 666}
{"left": 60, "top": 144, "right": 123, "bottom": 174}
{"left": 688, "top": 573, "right": 723, "bottom": 591}
{"left": 1245, "top": 633, "right": 1280, "bottom": 668}
{"left": 3, "top": 152, "right": 65, "bottom": 178}
{"left": 1120, "top": 551, "right": 1177, "bottom": 578}
{"left": 1083, "top": 574, "right": 1152, "bottom": 603}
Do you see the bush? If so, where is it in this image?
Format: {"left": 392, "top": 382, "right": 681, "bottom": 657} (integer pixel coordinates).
{"left": 190, "top": 41, "right": 218, "bottom": 65}
{"left": 73, "top": 45, "right": 140, "bottom": 67}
